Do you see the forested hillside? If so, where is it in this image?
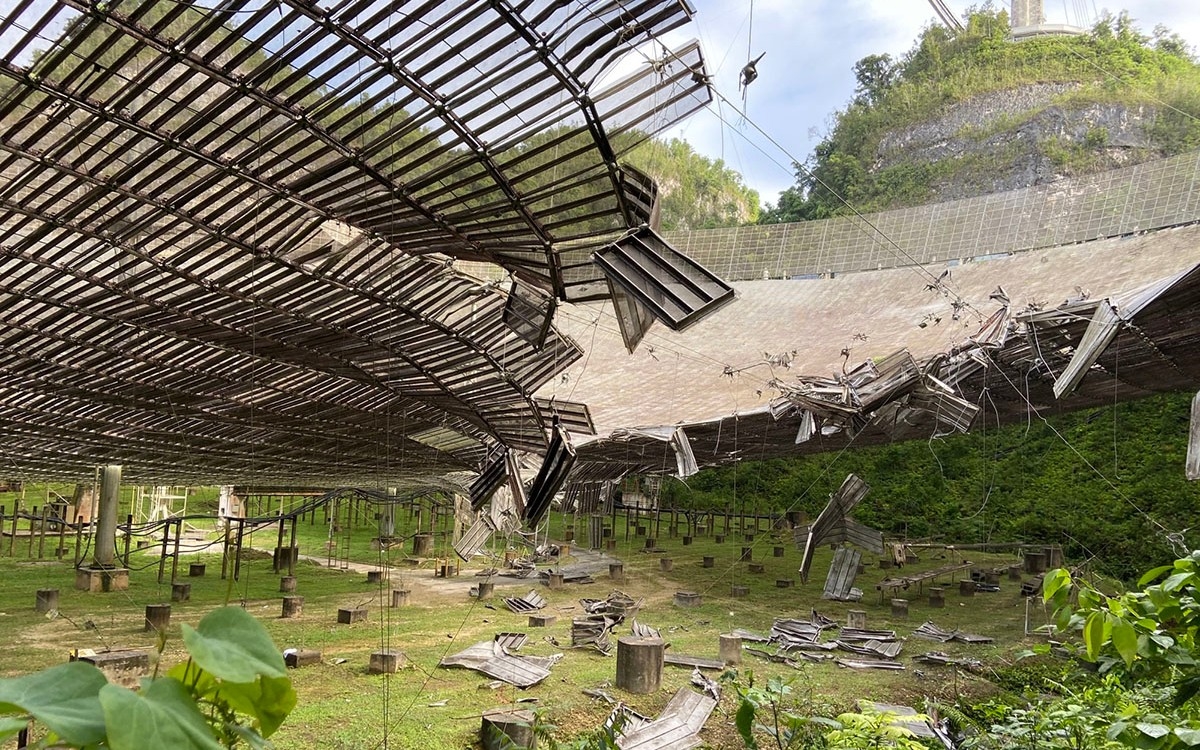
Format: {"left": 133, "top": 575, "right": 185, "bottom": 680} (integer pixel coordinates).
{"left": 661, "top": 391, "right": 1199, "bottom": 580}
{"left": 761, "top": 9, "right": 1200, "bottom": 221}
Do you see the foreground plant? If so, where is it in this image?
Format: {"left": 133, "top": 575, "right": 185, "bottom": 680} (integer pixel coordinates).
{"left": 0, "top": 606, "right": 295, "bottom": 749}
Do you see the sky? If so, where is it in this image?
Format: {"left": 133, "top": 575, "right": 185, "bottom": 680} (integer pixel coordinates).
{"left": 658, "top": 0, "right": 1200, "bottom": 206}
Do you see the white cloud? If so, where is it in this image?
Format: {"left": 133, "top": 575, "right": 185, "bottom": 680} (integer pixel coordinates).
{"left": 667, "top": 0, "right": 1200, "bottom": 204}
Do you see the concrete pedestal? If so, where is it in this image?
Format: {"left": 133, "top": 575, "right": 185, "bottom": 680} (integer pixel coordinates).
{"left": 75, "top": 567, "right": 129, "bottom": 592}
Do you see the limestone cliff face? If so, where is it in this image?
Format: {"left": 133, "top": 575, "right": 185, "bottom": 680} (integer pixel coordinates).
{"left": 874, "top": 83, "right": 1160, "bottom": 201}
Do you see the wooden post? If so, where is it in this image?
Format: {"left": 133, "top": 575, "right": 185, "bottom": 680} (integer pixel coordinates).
{"left": 28, "top": 505, "right": 37, "bottom": 557}
{"left": 929, "top": 587, "right": 945, "bottom": 608}
{"left": 56, "top": 510, "right": 66, "bottom": 560}
{"left": 74, "top": 519, "right": 83, "bottom": 568}
{"left": 481, "top": 708, "right": 536, "bottom": 750}
{"left": 847, "top": 610, "right": 867, "bottom": 630}
{"left": 274, "top": 515, "right": 286, "bottom": 573}
{"left": 37, "top": 505, "right": 47, "bottom": 559}
{"left": 171, "top": 583, "right": 191, "bottom": 602}
{"left": 280, "top": 576, "right": 297, "bottom": 593}
{"left": 0, "top": 506, "right": 4, "bottom": 557}
{"left": 220, "top": 524, "right": 230, "bottom": 580}
{"left": 157, "top": 519, "right": 171, "bottom": 584}
{"left": 170, "top": 519, "right": 182, "bottom": 585}
{"left": 288, "top": 515, "right": 298, "bottom": 576}
{"left": 890, "top": 598, "right": 909, "bottom": 618}
{"left": 232, "top": 519, "right": 246, "bottom": 581}
{"left": 719, "top": 633, "right": 742, "bottom": 665}
{"left": 35, "top": 588, "right": 58, "bottom": 613}
{"left": 144, "top": 604, "right": 171, "bottom": 633}
{"left": 615, "top": 636, "right": 665, "bottom": 694}
{"left": 122, "top": 514, "right": 133, "bottom": 567}
{"left": 282, "top": 596, "right": 304, "bottom": 618}
{"left": 9, "top": 501, "right": 18, "bottom": 556}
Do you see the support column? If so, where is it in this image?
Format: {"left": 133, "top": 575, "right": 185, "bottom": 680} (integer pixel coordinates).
{"left": 93, "top": 464, "right": 121, "bottom": 568}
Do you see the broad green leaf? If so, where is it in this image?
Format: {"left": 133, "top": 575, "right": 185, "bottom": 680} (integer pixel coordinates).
{"left": 0, "top": 716, "right": 28, "bottom": 743}
{"left": 100, "top": 679, "right": 222, "bottom": 750}
{"left": 1140, "top": 565, "right": 1175, "bottom": 587}
{"left": 1112, "top": 618, "right": 1138, "bottom": 667}
{"left": 1163, "top": 572, "right": 1193, "bottom": 592}
{"left": 217, "top": 675, "right": 297, "bottom": 737}
{"left": 1175, "top": 727, "right": 1200, "bottom": 746}
{"left": 0, "top": 661, "right": 108, "bottom": 746}
{"left": 735, "top": 698, "right": 758, "bottom": 749}
{"left": 1084, "top": 611, "right": 1105, "bottom": 661}
{"left": 1043, "top": 568, "right": 1072, "bottom": 602}
{"left": 1137, "top": 722, "right": 1171, "bottom": 739}
{"left": 181, "top": 606, "right": 286, "bottom": 683}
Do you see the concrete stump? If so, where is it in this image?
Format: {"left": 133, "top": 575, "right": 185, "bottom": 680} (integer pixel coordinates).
{"left": 719, "top": 633, "right": 743, "bottom": 665}
{"left": 280, "top": 576, "right": 297, "bottom": 593}
{"left": 477, "top": 582, "right": 495, "bottom": 599}
{"left": 890, "top": 598, "right": 909, "bottom": 618}
{"left": 635, "top": 526, "right": 646, "bottom": 536}
{"left": 740, "top": 547, "right": 752, "bottom": 562}
{"left": 748, "top": 563, "right": 765, "bottom": 574}
{"left": 959, "top": 579, "right": 977, "bottom": 597}
{"left": 609, "top": 562, "right": 624, "bottom": 582}
{"left": 563, "top": 529, "right": 575, "bottom": 542}
{"left": 1024, "top": 551, "right": 1046, "bottom": 574}
{"left": 171, "top": 583, "right": 191, "bottom": 602}
{"left": 775, "top": 579, "right": 793, "bottom": 588}
{"left": 929, "top": 587, "right": 945, "bottom": 608}
{"left": 847, "top": 609, "right": 867, "bottom": 630}
{"left": 367, "top": 570, "right": 384, "bottom": 584}
{"left": 368, "top": 650, "right": 405, "bottom": 674}
{"left": 644, "top": 537, "right": 657, "bottom": 550}
{"left": 188, "top": 563, "right": 206, "bottom": 577}
{"left": 605, "top": 539, "right": 617, "bottom": 551}
{"left": 660, "top": 558, "right": 673, "bottom": 572}
{"left": 984, "top": 570, "right": 1001, "bottom": 586}
{"left": 337, "top": 607, "right": 367, "bottom": 624}
{"left": 702, "top": 556, "right": 715, "bottom": 568}
{"left": 391, "top": 589, "right": 410, "bottom": 607}
{"left": 144, "top": 604, "right": 171, "bottom": 633}
{"left": 272, "top": 546, "right": 299, "bottom": 570}
{"left": 731, "top": 585, "right": 749, "bottom": 597}
{"left": 558, "top": 544, "right": 571, "bottom": 557}
{"left": 615, "top": 636, "right": 665, "bottom": 694}
{"left": 284, "top": 649, "right": 320, "bottom": 668}
{"left": 682, "top": 536, "right": 692, "bottom": 546}
{"left": 674, "top": 591, "right": 701, "bottom": 607}
{"left": 412, "top": 533, "right": 434, "bottom": 557}
{"left": 715, "top": 535, "right": 725, "bottom": 544}
{"left": 282, "top": 596, "right": 304, "bottom": 618}
{"left": 856, "top": 563, "right": 867, "bottom": 575}
{"left": 879, "top": 558, "right": 894, "bottom": 570}
{"left": 773, "top": 546, "right": 785, "bottom": 558}
{"left": 547, "top": 572, "right": 564, "bottom": 590}
{"left": 1008, "top": 564, "right": 1024, "bottom": 581}
{"left": 35, "top": 588, "right": 58, "bottom": 614}
{"left": 529, "top": 614, "right": 557, "bottom": 627}
{"left": 481, "top": 707, "right": 536, "bottom": 750}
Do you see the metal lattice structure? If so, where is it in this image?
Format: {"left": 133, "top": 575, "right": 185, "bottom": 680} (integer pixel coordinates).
{"left": 0, "top": 0, "right": 717, "bottom": 484}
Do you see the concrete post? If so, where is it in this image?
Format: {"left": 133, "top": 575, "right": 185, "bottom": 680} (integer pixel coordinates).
{"left": 93, "top": 465, "right": 121, "bottom": 568}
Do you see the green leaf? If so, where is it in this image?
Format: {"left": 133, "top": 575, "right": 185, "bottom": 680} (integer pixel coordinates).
{"left": 217, "top": 675, "right": 297, "bottom": 737}
{"left": 735, "top": 698, "right": 759, "bottom": 750}
{"left": 1137, "top": 722, "right": 1171, "bottom": 739}
{"left": 0, "top": 661, "right": 108, "bottom": 746}
{"left": 0, "top": 716, "right": 28, "bottom": 743}
{"left": 1043, "top": 568, "right": 1072, "bottom": 602}
{"left": 1084, "top": 611, "right": 1106, "bottom": 661}
{"left": 1112, "top": 618, "right": 1138, "bottom": 667}
{"left": 1139, "top": 565, "right": 1175, "bottom": 587}
{"left": 99, "top": 679, "right": 223, "bottom": 750}
{"left": 1175, "top": 727, "right": 1200, "bottom": 746}
{"left": 1162, "top": 572, "right": 1193, "bottom": 592}
{"left": 181, "top": 606, "right": 286, "bottom": 683}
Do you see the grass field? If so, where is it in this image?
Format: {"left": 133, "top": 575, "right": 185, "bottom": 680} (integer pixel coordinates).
{"left": 0, "top": 507, "right": 1056, "bottom": 749}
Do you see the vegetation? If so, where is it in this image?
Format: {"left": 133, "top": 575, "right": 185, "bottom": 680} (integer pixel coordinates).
{"left": 660, "top": 391, "right": 1200, "bottom": 582}
{"left": 625, "top": 137, "right": 761, "bottom": 230}
{"left": 761, "top": 9, "right": 1200, "bottom": 222}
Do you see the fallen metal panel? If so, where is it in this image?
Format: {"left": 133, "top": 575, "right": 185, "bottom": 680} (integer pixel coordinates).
{"left": 664, "top": 654, "right": 724, "bottom": 670}
{"left": 616, "top": 688, "right": 716, "bottom": 750}
{"left": 1053, "top": 300, "right": 1122, "bottom": 398}
{"left": 594, "top": 227, "right": 736, "bottom": 332}
{"left": 822, "top": 547, "right": 862, "bottom": 601}
{"left": 470, "top": 450, "right": 510, "bottom": 511}
{"left": 535, "top": 397, "right": 596, "bottom": 436}
{"left": 439, "top": 641, "right": 555, "bottom": 688}
{"left": 454, "top": 515, "right": 495, "bottom": 561}
{"left": 525, "top": 425, "right": 577, "bottom": 526}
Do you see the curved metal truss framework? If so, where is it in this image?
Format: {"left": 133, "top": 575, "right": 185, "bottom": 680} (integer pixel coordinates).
{"left": 0, "top": 0, "right": 714, "bottom": 484}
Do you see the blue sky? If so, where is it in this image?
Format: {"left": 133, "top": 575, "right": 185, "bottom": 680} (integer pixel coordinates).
{"left": 663, "top": 0, "right": 1200, "bottom": 206}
